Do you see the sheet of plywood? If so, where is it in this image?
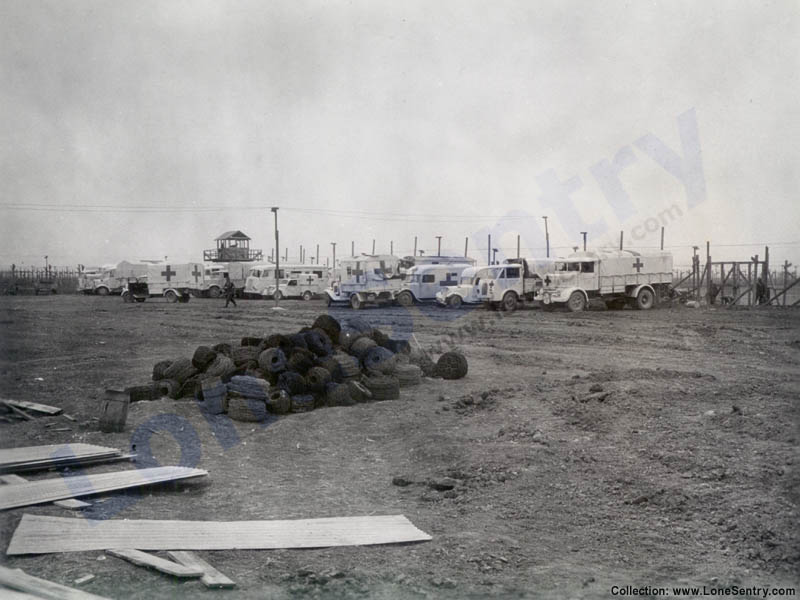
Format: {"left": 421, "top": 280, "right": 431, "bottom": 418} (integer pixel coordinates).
{"left": 0, "top": 399, "right": 62, "bottom": 415}
{"left": 0, "top": 444, "right": 121, "bottom": 473}
{"left": 0, "top": 566, "right": 111, "bottom": 600}
{"left": 167, "top": 551, "right": 236, "bottom": 588}
{"left": 0, "top": 474, "right": 90, "bottom": 509}
{"left": 0, "top": 467, "right": 207, "bottom": 511}
{"left": 7, "top": 514, "right": 432, "bottom": 555}
{"left": 106, "top": 549, "right": 203, "bottom": 578}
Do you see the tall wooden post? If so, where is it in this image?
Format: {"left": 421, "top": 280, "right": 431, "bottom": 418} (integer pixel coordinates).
{"left": 436, "top": 236, "right": 442, "bottom": 256}
{"left": 413, "top": 236, "right": 417, "bottom": 257}
{"left": 372, "top": 239, "right": 375, "bottom": 254}
{"left": 516, "top": 234, "right": 520, "bottom": 258}
{"left": 784, "top": 260, "right": 792, "bottom": 306}
{"left": 747, "top": 262, "right": 752, "bottom": 305}
{"left": 488, "top": 234, "right": 492, "bottom": 265}
{"left": 764, "top": 246, "right": 770, "bottom": 289}
{"left": 720, "top": 263, "right": 726, "bottom": 302}
{"left": 660, "top": 227, "right": 665, "bottom": 251}
{"left": 706, "top": 241, "right": 712, "bottom": 304}
{"left": 271, "top": 207, "right": 280, "bottom": 308}
{"left": 351, "top": 241, "right": 355, "bottom": 257}
{"left": 316, "top": 244, "right": 319, "bottom": 264}
{"left": 390, "top": 241, "right": 393, "bottom": 255}
{"left": 619, "top": 231, "right": 623, "bottom": 250}
{"left": 464, "top": 237, "right": 469, "bottom": 258}
{"left": 300, "top": 245, "right": 303, "bottom": 264}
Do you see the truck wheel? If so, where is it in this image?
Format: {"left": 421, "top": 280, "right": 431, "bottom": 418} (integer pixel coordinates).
{"left": 635, "top": 287, "right": 655, "bottom": 310}
{"left": 567, "top": 291, "right": 586, "bottom": 312}
{"left": 122, "top": 291, "right": 132, "bottom": 303}
{"left": 502, "top": 292, "right": 518, "bottom": 312}
{"left": 274, "top": 290, "right": 283, "bottom": 301}
{"left": 396, "top": 291, "right": 414, "bottom": 307}
{"left": 96, "top": 286, "right": 109, "bottom": 296}
{"left": 208, "top": 286, "right": 221, "bottom": 298}
{"left": 350, "top": 294, "right": 362, "bottom": 310}
{"left": 164, "top": 290, "right": 178, "bottom": 303}
{"left": 448, "top": 295, "right": 463, "bottom": 309}
{"left": 302, "top": 291, "right": 313, "bottom": 301}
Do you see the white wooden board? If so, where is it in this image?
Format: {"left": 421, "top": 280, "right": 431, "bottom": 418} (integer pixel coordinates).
{"left": 0, "top": 566, "right": 111, "bottom": 600}
{"left": 7, "top": 514, "right": 432, "bottom": 555}
{"left": 0, "top": 466, "right": 207, "bottom": 511}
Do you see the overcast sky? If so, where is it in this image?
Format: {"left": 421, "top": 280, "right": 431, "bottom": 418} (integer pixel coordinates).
{"left": 1, "top": 0, "right": 798, "bottom": 269}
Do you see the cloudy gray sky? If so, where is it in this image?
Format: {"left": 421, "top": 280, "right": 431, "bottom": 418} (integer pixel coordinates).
{"left": 1, "top": 0, "right": 798, "bottom": 269}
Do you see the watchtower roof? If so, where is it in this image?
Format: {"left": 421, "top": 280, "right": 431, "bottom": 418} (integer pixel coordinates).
{"left": 215, "top": 230, "right": 251, "bottom": 241}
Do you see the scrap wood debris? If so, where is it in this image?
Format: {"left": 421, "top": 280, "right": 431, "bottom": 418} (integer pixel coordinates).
{"left": 129, "top": 314, "right": 468, "bottom": 421}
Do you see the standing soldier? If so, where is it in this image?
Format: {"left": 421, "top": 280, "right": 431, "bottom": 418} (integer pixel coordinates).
{"left": 223, "top": 273, "right": 237, "bottom": 308}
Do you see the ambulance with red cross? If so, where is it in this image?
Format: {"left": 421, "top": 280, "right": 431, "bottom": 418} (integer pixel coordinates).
{"left": 122, "top": 262, "right": 205, "bottom": 303}
{"left": 540, "top": 249, "right": 673, "bottom": 311}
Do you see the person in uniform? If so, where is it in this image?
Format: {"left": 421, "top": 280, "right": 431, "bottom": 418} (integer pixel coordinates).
{"left": 223, "top": 273, "right": 237, "bottom": 308}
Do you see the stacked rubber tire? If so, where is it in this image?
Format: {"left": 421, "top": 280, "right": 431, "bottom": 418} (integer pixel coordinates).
{"left": 145, "top": 314, "right": 468, "bottom": 421}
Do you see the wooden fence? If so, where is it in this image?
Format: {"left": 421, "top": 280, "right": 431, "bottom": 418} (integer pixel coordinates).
{"left": 0, "top": 267, "right": 79, "bottom": 295}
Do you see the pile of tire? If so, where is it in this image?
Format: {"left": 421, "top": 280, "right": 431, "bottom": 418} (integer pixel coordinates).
{"left": 144, "top": 314, "right": 468, "bottom": 421}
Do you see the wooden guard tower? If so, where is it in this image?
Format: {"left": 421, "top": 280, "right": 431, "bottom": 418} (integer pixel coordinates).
{"left": 204, "top": 231, "right": 263, "bottom": 262}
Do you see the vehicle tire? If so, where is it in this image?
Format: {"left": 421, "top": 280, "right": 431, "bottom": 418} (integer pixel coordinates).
{"left": 325, "top": 382, "right": 356, "bottom": 407}
{"left": 135, "top": 297, "right": 146, "bottom": 303}
{"left": 313, "top": 314, "right": 341, "bottom": 339}
{"left": 277, "top": 371, "right": 307, "bottom": 395}
{"left": 362, "top": 346, "right": 397, "bottom": 374}
{"left": 122, "top": 291, "right": 132, "bottom": 303}
{"left": 96, "top": 286, "right": 109, "bottom": 296}
{"left": 157, "top": 379, "right": 180, "bottom": 399}
{"left": 152, "top": 360, "right": 173, "bottom": 381}
{"left": 363, "top": 375, "right": 400, "bottom": 400}
{"left": 192, "top": 346, "right": 217, "bottom": 371}
{"left": 338, "top": 326, "right": 365, "bottom": 350}
{"left": 274, "top": 290, "right": 283, "bottom": 301}
{"left": 302, "top": 290, "right": 313, "bottom": 301}
{"left": 178, "top": 375, "right": 203, "bottom": 399}
{"left": 434, "top": 352, "right": 468, "bottom": 380}
{"left": 347, "top": 380, "right": 372, "bottom": 403}
{"left": 287, "top": 348, "right": 316, "bottom": 374}
{"left": 164, "top": 290, "right": 178, "bottom": 303}
{"left": 323, "top": 352, "right": 360, "bottom": 381}
{"left": 266, "top": 389, "right": 291, "bottom": 414}
{"left": 502, "top": 292, "right": 518, "bottom": 312}
{"left": 305, "top": 328, "right": 333, "bottom": 357}
{"left": 232, "top": 346, "right": 259, "bottom": 366}
{"left": 290, "top": 394, "right": 316, "bottom": 413}
{"left": 396, "top": 290, "right": 414, "bottom": 307}
{"left": 163, "top": 358, "right": 198, "bottom": 385}
{"left": 212, "top": 342, "right": 233, "bottom": 357}
{"left": 395, "top": 364, "right": 422, "bottom": 387}
{"left": 258, "top": 348, "right": 287, "bottom": 374}
{"left": 448, "top": 295, "right": 463, "bottom": 309}
{"left": 227, "top": 396, "right": 268, "bottom": 422}
{"left": 208, "top": 286, "right": 221, "bottom": 298}
{"left": 350, "top": 294, "right": 362, "bottom": 310}
{"left": 306, "top": 366, "right": 332, "bottom": 393}
{"left": 567, "top": 291, "right": 586, "bottom": 312}
{"left": 635, "top": 287, "right": 655, "bottom": 310}
{"left": 349, "top": 336, "right": 377, "bottom": 360}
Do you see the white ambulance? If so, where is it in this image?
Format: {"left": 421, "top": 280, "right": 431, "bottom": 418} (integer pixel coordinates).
{"left": 198, "top": 262, "right": 252, "bottom": 298}
{"left": 435, "top": 265, "right": 502, "bottom": 308}
{"left": 540, "top": 249, "right": 673, "bottom": 311}
{"left": 476, "top": 258, "right": 556, "bottom": 311}
{"left": 325, "top": 254, "right": 407, "bottom": 309}
{"left": 244, "top": 263, "right": 330, "bottom": 300}
{"left": 395, "top": 261, "right": 475, "bottom": 306}
{"left": 128, "top": 262, "right": 205, "bottom": 302}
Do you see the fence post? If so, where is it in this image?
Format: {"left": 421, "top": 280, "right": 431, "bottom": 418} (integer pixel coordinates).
{"left": 706, "top": 241, "right": 712, "bottom": 304}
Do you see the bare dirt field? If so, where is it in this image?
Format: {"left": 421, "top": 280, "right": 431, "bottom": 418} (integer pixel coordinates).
{"left": 0, "top": 295, "right": 798, "bottom": 599}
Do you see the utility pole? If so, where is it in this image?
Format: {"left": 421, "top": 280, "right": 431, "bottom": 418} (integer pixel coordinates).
{"left": 542, "top": 216, "right": 550, "bottom": 258}
{"left": 351, "top": 241, "right": 355, "bottom": 257}
{"left": 516, "top": 235, "right": 520, "bottom": 259}
{"left": 619, "top": 231, "right": 624, "bottom": 251}
{"left": 487, "top": 234, "right": 491, "bottom": 265}
{"left": 492, "top": 248, "right": 499, "bottom": 265}
{"left": 706, "top": 241, "right": 712, "bottom": 304}
{"left": 660, "top": 227, "right": 665, "bottom": 251}
{"left": 413, "top": 236, "right": 417, "bottom": 257}
{"left": 464, "top": 237, "right": 469, "bottom": 258}
{"left": 436, "top": 236, "right": 442, "bottom": 256}
{"left": 692, "top": 246, "right": 699, "bottom": 300}
{"left": 331, "top": 242, "right": 336, "bottom": 269}
{"left": 271, "top": 207, "right": 280, "bottom": 308}
{"left": 372, "top": 239, "right": 375, "bottom": 255}
{"left": 300, "top": 245, "right": 303, "bottom": 264}
{"left": 390, "top": 241, "right": 393, "bottom": 255}
{"left": 580, "top": 231, "right": 587, "bottom": 252}
{"left": 316, "top": 244, "right": 319, "bottom": 264}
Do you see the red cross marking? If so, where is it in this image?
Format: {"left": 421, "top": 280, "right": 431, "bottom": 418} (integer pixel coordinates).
{"left": 192, "top": 265, "right": 202, "bottom": 282}
{"left": 161, "top": 265, "right": 176, "bottom": 281}
{"left": 632, "top": 257, "right": 644, "bottom": 272}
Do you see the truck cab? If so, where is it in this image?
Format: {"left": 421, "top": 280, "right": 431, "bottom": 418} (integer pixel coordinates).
{"left": 435, "top": 265, "right": 498, "bottom": 308}
{"left": 477, "top": 258, "right": 555, "bottom": 311}
{"left": 541, "top": 250, "right": 673, "bottom": 311}
{"left": 395, "top": 263, "right": 473, "bottom": 306}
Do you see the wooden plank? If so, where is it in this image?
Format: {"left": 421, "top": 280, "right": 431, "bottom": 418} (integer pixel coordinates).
{"left": 0, "top": 586, "right": 51, "bottom": 600}
{"left": 4, "top": 404, "right": 32, "bottom": 421}
{"left": 0, "top": 466, "right": 207, "bottom": 511}
{"left": 0, "top": 444, "right": 120, "bottom": 470}
{"left": 7, "top": 514, "right": 433, "bottom": 555}
{"left": 106, "top": 549, "right": 203, "bottom": 578}
{"left": 0, "top": 399, "right": 61, "bottom": 415}
{"left": 1, "top": 452, "right": 136, "bottom": 475}
{"left": 167, "top": 551, "right": 236, "bottom": 588}
{"left": 0, "top": 566, "right": 111, "bottom": 600}
{"left": 0, "top": 474, "right": 90, "bottom": 509}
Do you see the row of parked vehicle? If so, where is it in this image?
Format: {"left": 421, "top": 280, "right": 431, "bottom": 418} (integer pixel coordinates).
{"left": 78, "top": 248, "right": 673, "bottom": 311}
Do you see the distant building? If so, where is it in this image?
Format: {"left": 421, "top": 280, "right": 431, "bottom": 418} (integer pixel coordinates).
{"left": 204, "top": 231, "right": 263, "bottom": 262}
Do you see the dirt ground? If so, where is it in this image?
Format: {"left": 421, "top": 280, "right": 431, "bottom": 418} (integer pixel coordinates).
{"left": 0, "top": 295, "right": 798, "bottom": 599}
